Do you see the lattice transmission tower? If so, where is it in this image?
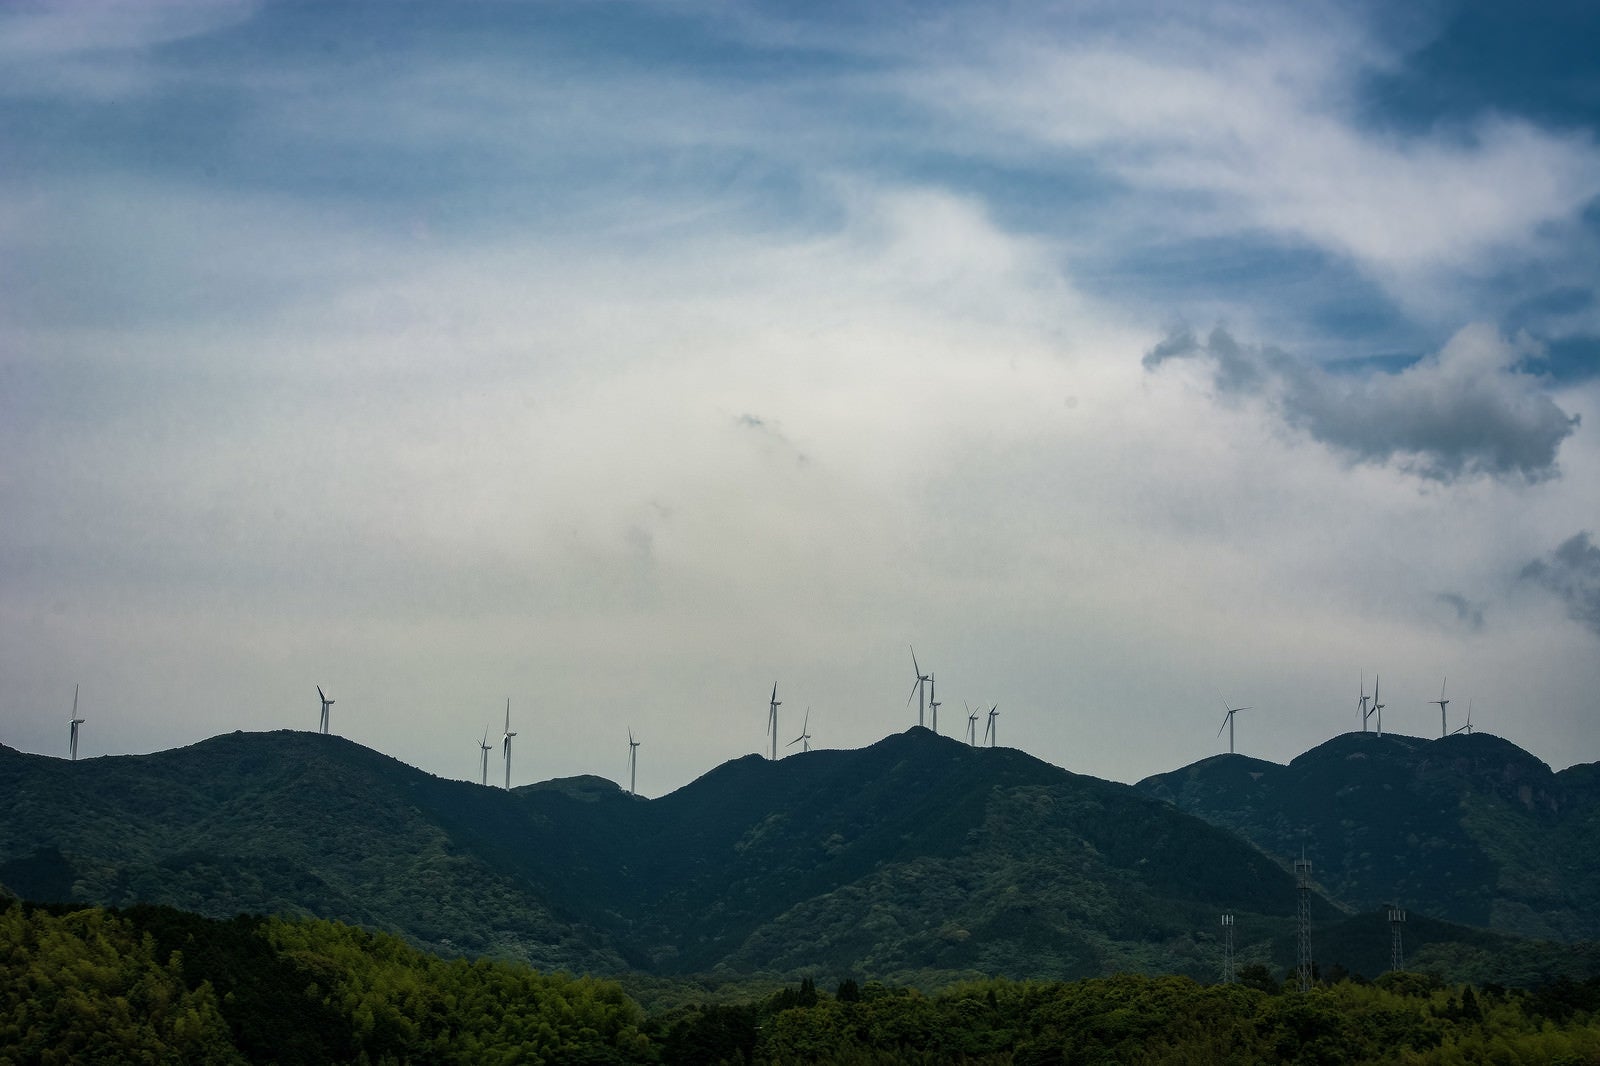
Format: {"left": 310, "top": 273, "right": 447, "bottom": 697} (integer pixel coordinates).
{"left": 1220, "top": 913, "right": 1235, "bottom": 984}
{"left": 1388, "top": 905, "right": 1406, "bottom": 972}
{"left": 1294, "top": 852, "right": 1314, "bottom": 993}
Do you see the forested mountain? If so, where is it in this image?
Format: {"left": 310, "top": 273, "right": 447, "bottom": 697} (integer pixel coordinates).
{"left": 2, "top": 727, "right": 1594, "bottom": 988}
{"left": 1135, "top": 731, "right": 1600, "bottom": 942}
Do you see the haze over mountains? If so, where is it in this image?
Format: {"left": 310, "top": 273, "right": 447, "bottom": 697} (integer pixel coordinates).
{"left": 2, "top": 727, "right": 1596, "bottom": 988}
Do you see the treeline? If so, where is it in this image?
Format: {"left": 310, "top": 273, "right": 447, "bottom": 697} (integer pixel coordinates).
{"left": 3, "top": 900, "right": 1598, "bottom": 1065}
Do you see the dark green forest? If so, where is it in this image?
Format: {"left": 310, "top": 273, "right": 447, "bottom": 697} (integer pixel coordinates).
{"left": 4, "top": 900, "right": 1598, "bottom": 1066}
{"left": 6, "top": 728, "right": 1598, "bottom": 988}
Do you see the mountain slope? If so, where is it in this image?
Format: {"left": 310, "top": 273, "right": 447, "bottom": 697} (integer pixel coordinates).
{"left": 1, "top": 728, "right": 1330, "bottom": 982}
{"left": 4, "top": 726, "right": 1590, "bottom": 985}
{"left": 1135, "top": 731, "right": 1600, "bottom": 941}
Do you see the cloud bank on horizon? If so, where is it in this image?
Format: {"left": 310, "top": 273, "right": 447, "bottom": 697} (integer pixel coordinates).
{"left": 1, "top": 0, "right": 1597, "bottom": 793}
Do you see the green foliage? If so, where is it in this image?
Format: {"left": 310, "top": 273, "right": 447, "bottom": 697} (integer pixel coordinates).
{"left": 5, "top": 899, "right": 1600, "bottom": 1065}
{"left": 0, "top": 901, "right": 241, "bottom": 1064}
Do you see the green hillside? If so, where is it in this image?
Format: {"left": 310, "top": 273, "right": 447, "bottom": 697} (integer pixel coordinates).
{"left": 1135, "top": 731, "right": 1600, "bottom": 942}
{"left": 2, "top": 727, "right": 1593, "bottom": 987}
{"left": 6, "top": 900, "right": 1599, "bottom": 1066}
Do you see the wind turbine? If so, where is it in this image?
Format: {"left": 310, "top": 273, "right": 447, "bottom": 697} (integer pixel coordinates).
{"left": 317, "top": 686, "right": 334, "bottom": 734}
{"left": 1357, "top": 673, "right": 1372, "bottom": 733}
{"left": 928, "top": 674, "right": 940, "bottom": 735}
{"left": 1450, "top": 699, "right": 1474, "bottom": 736}
{"left": 478, "top": 729, "right": 492, "bottom": 786}
{"left": 965, "top": 701, "right": 978, "bottom": 746}
{"left": 68, "top": 684, "right": 84, "bottom": 762}
{"left": 907, "top": 647, "right": 930, "bottom": 728}
{"left": 767, "top": 682, "right": 781, "bottom": 760}
{"left": 628, "top": 729, "right": 640, "bottom": 795}
{"left": 1371, "top": 675, "right": 1385, "bottom": 737}
{"left": 984, "top": 704, "right": 998, "bottom": 747}
{"left": 502, "top": 699, "right": 516, "bottom": 790}
{"left": 1430, "top": 678, "right": 1451, "bottom": 738}
{"left": 787, "top": 708, "right": 812, "bottom": 753}
{"left": 1217, "top": 696, "right": 1250, "bottom": 755}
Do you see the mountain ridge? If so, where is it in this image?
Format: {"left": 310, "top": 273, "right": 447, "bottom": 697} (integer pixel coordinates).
{"left": 1136, "top": 729, "right": 1600, "bottom": 941}
{"left": 3, "top": 727, "right": 1595, "bottom": 986}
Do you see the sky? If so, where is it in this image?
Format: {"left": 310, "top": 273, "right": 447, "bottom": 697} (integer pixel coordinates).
{"left": 3, "top": 0, "right": 1599, "bottom": 797}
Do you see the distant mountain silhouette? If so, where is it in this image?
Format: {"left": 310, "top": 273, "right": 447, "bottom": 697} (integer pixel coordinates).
{"left": 1136, "top": 731, "right": 1600, "bottom": 942}
{"left": 2, "top": 727, "right": 1591, "bottom": 985}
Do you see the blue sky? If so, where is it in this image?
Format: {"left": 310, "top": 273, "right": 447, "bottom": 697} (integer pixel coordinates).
{"left": 2, "top": 0, "right": 1598, "bottom": 793}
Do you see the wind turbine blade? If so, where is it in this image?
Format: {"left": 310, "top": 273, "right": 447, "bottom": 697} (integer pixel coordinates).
{"left": 72, "top": 684, "right": 78, "bottom": 717}
{"left": 1218, "top": 714, "right": 1230, "bottom": 737}
{"left": 318, "top": 685, "right": 325, "bottom": 702}
{"left": 910, "top": 645, "right": 920, "bottom": 677}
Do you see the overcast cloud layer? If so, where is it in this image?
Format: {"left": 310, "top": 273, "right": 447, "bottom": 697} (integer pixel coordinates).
{"left": 2, "top": 0, "right": 1598, "bottom": 794}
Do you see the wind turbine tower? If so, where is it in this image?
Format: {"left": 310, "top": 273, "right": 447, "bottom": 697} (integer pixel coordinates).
{"left": 502, "top": 699, "right": 517, "bottom": 790}
{"left": 317, "top": 686, "right": 334, "bottom": 735}
{"left": 966, "top": 702, "right": 978, "bottom": 746}
{"left": 767, "top": 682, "right": 781, "bottom": 760}
{"left": 478, "top": 729, "right": 491, "bottom": 786}
{"left": 68, "top": 685, "right": 84, "bottom": 762}
{"left": 1388, "top": 904, "right": 1406, "bottom": 972}
{"left": 1217, "top": 697, "right": 1250, "bottom": 755}
{"left": 1220, "top": 914, "right": 1236, "bottom": 984}
{"left": 984, "top": 704, "right": 998, "bottom": 747}
{"left": 1295, "top": 852, "right": 1314, "bottom": 993}
{"left": 928, "top": 674, "right": 939, "bottom": 735}
{"left": 628, "top": 729, "right": 640, "bottom": 796}
{"left": 907, "top": 647, "right": 930, "bottom": 728}
{"left": 1431, "top": 678, "right": 1451, "bottom": 738}
{"left": 1450, "top": 700, "right": 1474, "bottom": 736}
{"left": 1371, "top": 676, "right": 1385, "bottom": 737}
{"left": 787, "top": 708, "right": 812, "bottom": 754}
{"left": 1357, "top": 673, "right": 1372, "bottom": 732}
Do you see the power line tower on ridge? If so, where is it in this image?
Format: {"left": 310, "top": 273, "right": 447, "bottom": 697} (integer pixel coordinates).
{"left": 1295, "top": 852, "right": 1314, "bottom": 993}
{"left": 1220, "top": 913, "right": 1235, "bottom": 984}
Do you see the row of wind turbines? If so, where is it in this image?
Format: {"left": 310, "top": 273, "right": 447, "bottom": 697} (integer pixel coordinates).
{"left": 1217, "top": 674, "right": 1477, "bottom": 755}
{"left": 58, "top": 659, "right": 1479, "bottom": 784}
{"left": 763, "top": 647, "right": 1002, "bottom": 765}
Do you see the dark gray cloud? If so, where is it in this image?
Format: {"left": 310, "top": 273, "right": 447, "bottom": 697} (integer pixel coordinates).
{"left": 1520, "top": 532, "right": 1600, "bottom": 638}
{"left": 1144, "top": 325, "right": 1579, "bottom": 483}
{"left": 1436, "top": 592, "right": 1486, "bottom": 632}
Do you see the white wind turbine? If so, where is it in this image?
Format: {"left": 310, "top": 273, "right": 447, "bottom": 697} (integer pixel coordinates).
{"left": 1371, "top": 675, "right": 1385, "bottom": 737}
{"left": 928, "top": 674, "right": 940, "bottom": 735}
{"left": 984, "top": 704, "right": 999, "bottom": 747}
{"left": 478, "top": 729, "right": 492, "bottom": 786}
{"left": 628, "top": 729, "right": 640, "bottom": 795}
{"left": 1450, "top": 699, "right": 1475, "bottom": 736}
{"left": 68, "top": 684, "right": 85, "bottom": 762}
{"left": 317, "top": 686, "right": 334, "bottom": 734}
{"left": 907, "top": 647, "right": 930, "bottom": 728}
{"left": 1217, "top": 696, "right": 1250, "bottom": 755}
{"left": 1430, "top": 678, "right": 1451, "bottom": 738}
{"left": 787, "top": 708, "right": 812, "bottom": 754}
{"left": 502, "top": 699, "right": 517, "bottom": 789}
{"left": 1358, "top": 672, "right": 1373, "bottom": 732}
{"left": 966, "top": 701, "right": 978, "bottom": 746}
{"left": 767, "top": 682, "right": 781, "bottom": 760}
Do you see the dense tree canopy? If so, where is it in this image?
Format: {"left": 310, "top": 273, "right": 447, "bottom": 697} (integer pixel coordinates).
{"left": 3, "top": 900, "right": 1597, "bottom": 1064}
